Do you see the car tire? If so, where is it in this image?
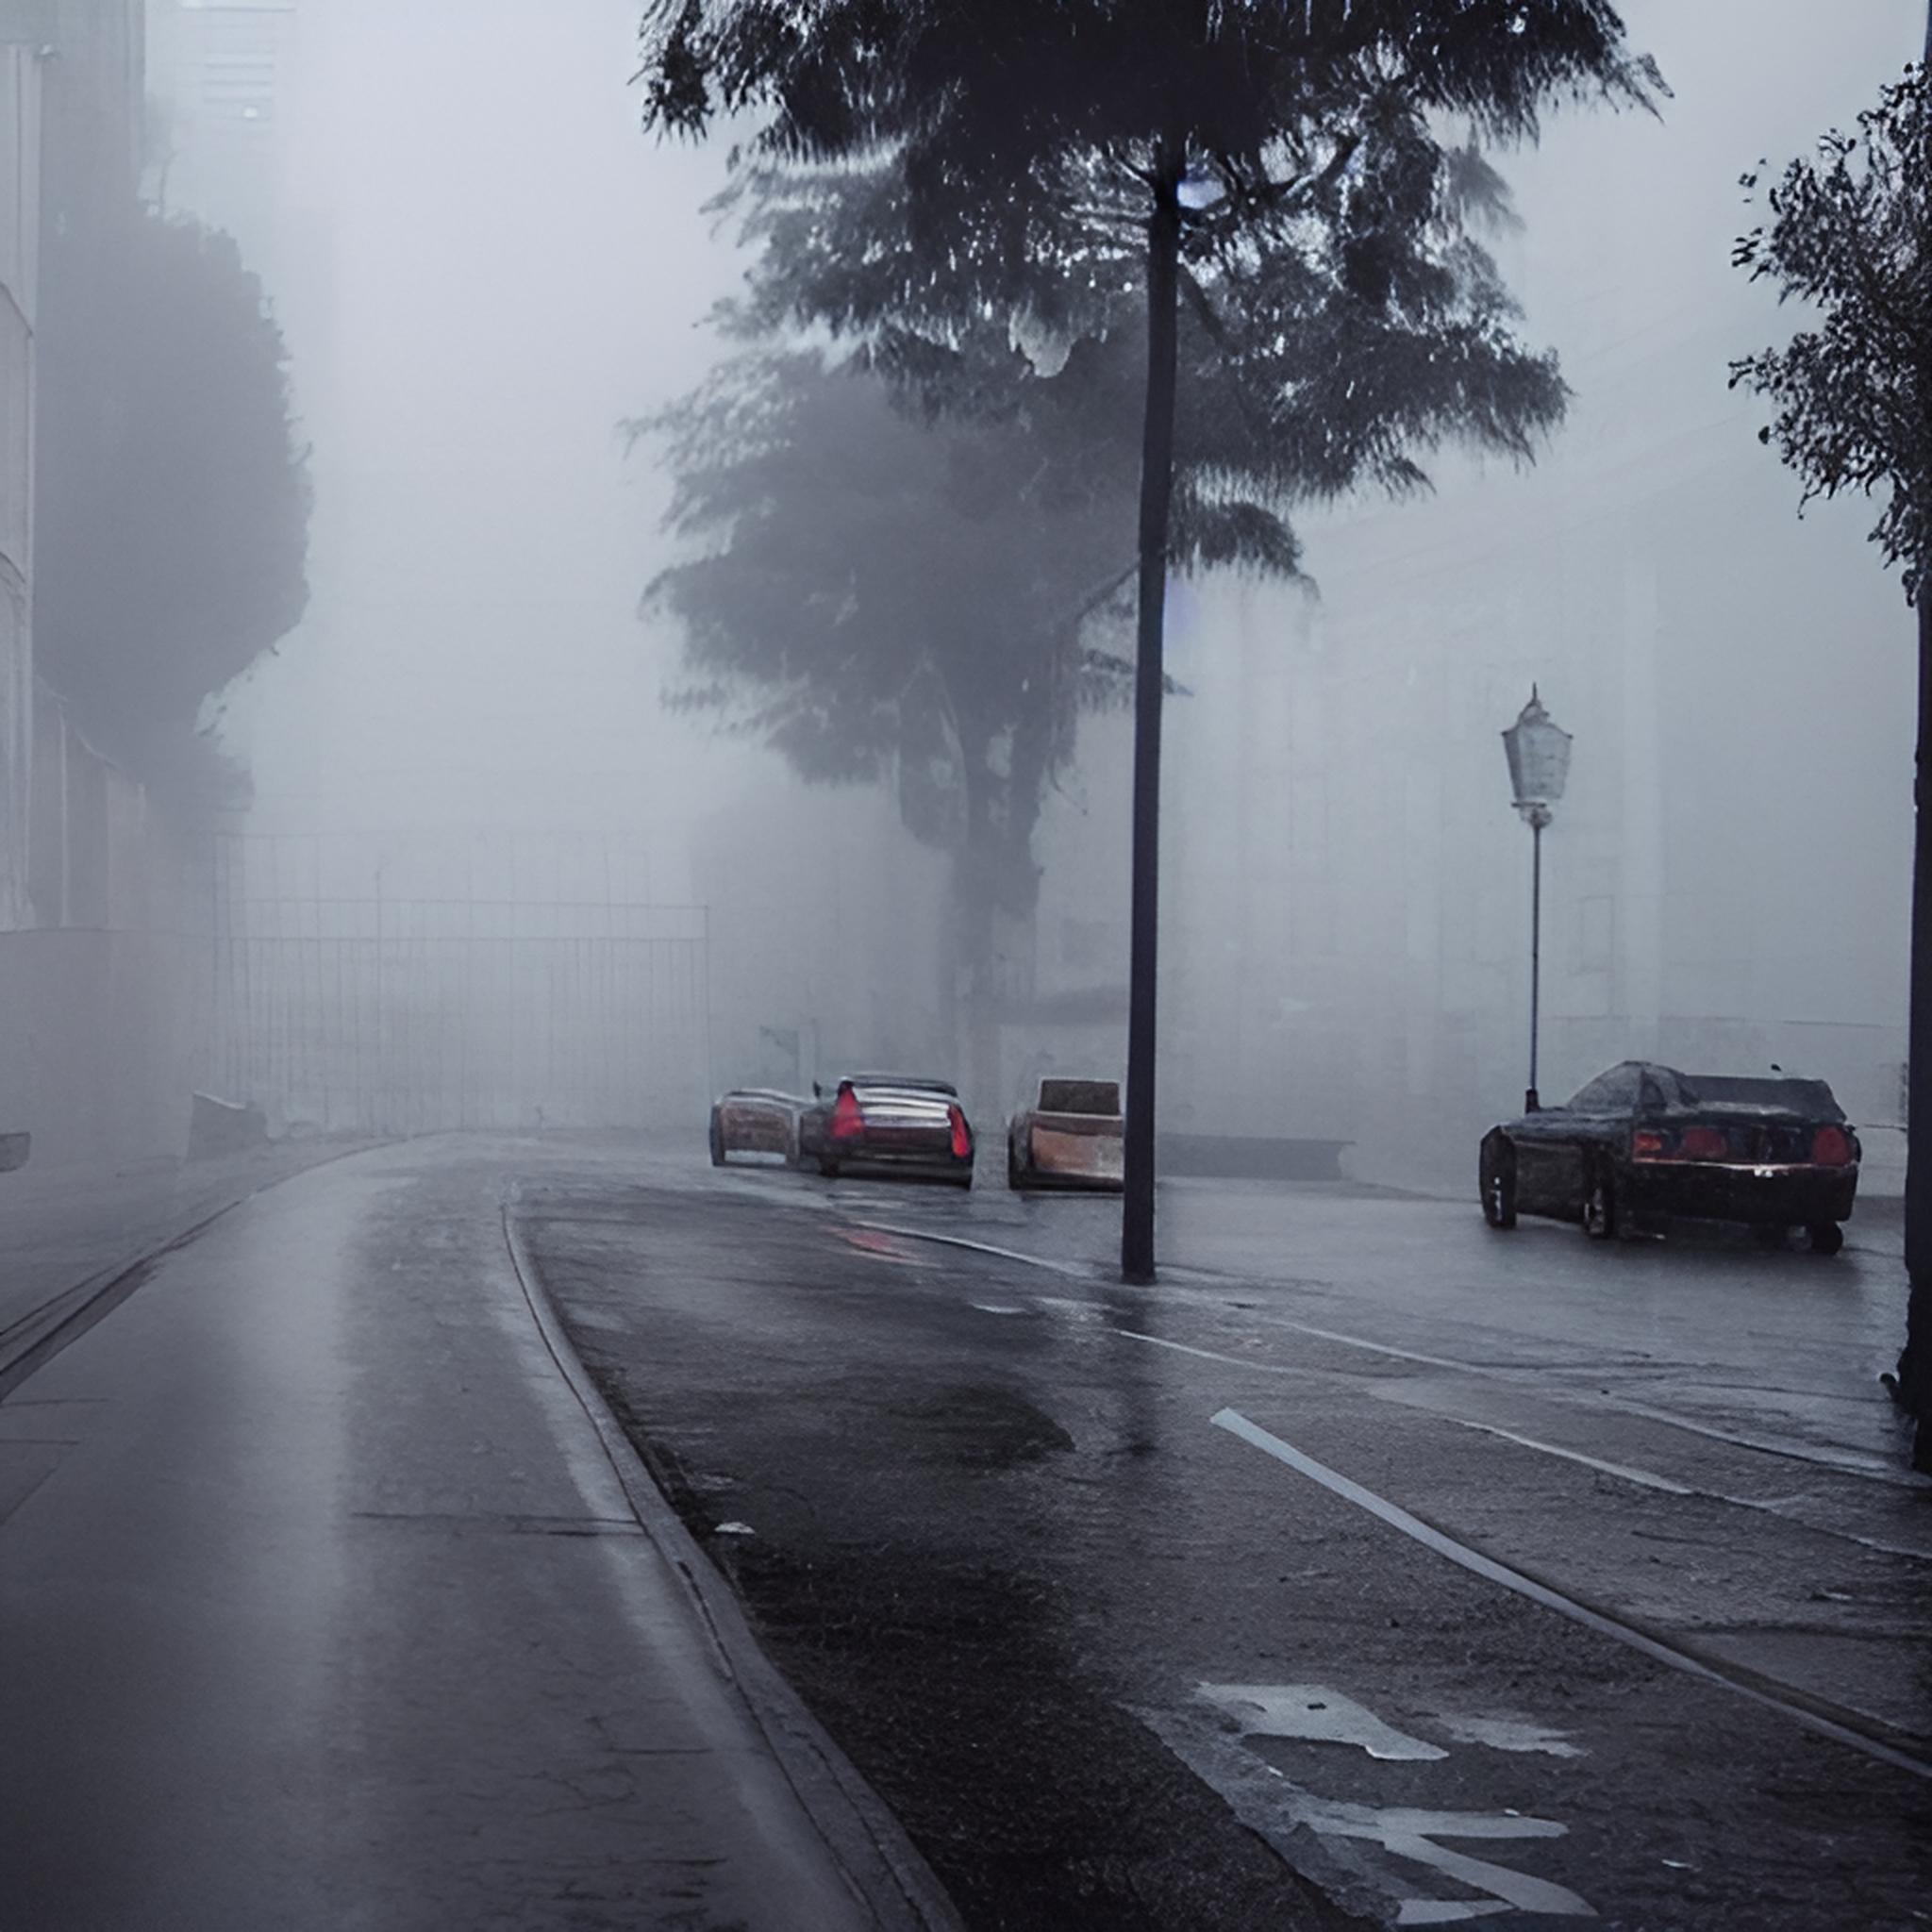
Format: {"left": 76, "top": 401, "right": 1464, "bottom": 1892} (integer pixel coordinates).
{"left": 954, "top": 1171, "right": 974, "bottom": 1191}
{"left": 818, "top": 1155, "right": 840, "bottom": 1179}
{"left": 1582, "top": 1163, "right": 1619, "bottom": 1241}
{"left": 708, "top": 1115, "right": 726, "bottom": 1167}
{"left": 1479, "top": 1133, "right": 1517, "bottom": 1229}
{"left": 1008, "top": 1140, "right": 1024, "bottom": 1190}
{"left": 1807, "top": 1222, "right": 1844, "bottom": 1257}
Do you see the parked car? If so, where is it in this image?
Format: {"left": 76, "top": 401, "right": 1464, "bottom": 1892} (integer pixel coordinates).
{"left": 1479, "top": 1060, "right": 1859, "bottom": 1252}
{"left": 1008, "top": 1077, "right": 1124, "bottom": 1191}
{"left": 708, "top": 1089, "right": 809, "bottom": 1167}
{"left": 796, "top": 1074, "right": 974, "bottom": 1187}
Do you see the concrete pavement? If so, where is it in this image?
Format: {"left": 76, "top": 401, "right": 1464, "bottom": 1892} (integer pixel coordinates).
{"left": 0, "top": 1138, "right": 957, "bottom": 1931}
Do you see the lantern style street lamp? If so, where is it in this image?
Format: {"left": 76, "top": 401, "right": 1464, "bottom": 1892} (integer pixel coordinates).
{"left": 1501, "top": 686, "right": 1572, "bottom": 1112}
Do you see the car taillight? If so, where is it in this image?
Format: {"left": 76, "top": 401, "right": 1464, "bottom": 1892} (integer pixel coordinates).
{"left": 1811, "top": 1125, "right": 1853, "bottom": 1166}
{"left": 830, "top": 1087, "right": 864, "bottom": 1141}
{"left": 948, "top": 1105, "right": 973, "bottom": 1161}
{"left": 1631, "top": 1128, "right": 1671, "bottom": 1160}
{"left": 1678, "top": 1125, "right": 1728, "bottom": 1162}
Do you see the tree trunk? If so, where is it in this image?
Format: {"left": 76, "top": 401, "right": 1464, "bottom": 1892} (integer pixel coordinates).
{"left": 953, "top": 739, "right": 1003, "bottom": 1130}
{"left": 1901, "top": 579, "right": 1932, "bottom": 1472}
{"left": 1121, "top": 150, "right": 1184, "bottom": 1285}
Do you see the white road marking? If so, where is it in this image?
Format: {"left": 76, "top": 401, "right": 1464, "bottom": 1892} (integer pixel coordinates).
{"left": 848, "top": 1221, "right": 1090, "bottom": 1277}
{"left": 1292, "top": 1801, "right": 1593, "bottom": 1921}
{"left": 1199, "top": 1684, "right": 1446, "bottom": 1761}
{"left": 1116, "top": 1329, "right": 1302, "bottom": 1374}
{"left": 1441, "top": 1418, "right": 1693, "bottom": 1494}
{"left": 1141, "top": 1700, "right": 1592, "bottom": 1927}
{"left": 1212, "top": 1407, "right": 1932, "bottom": 1781}
{"left": 1434, "top": 1715, "right": 1585, "bottom": 1759}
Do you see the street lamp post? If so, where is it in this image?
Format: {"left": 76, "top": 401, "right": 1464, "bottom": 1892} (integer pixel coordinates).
{"left": 1501, "top": 687, "right": 1572, "bottom": 1113}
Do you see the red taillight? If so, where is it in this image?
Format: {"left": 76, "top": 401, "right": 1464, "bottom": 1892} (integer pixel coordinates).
{"left": 1812, "top": 1125, "right": 1853, "bottom": 1167}
{"left": 1678, "top": 1125, "right": 1728, "bottom": 1162}
{"left": 1631, "top": 1128, "right": 1671, "bottom": 1161}
{"left": 830, "top": 1087, "right": 864, "bottom": 1141}
{"left": 948, "top": 1105, "right": 972, "bottom": 1161}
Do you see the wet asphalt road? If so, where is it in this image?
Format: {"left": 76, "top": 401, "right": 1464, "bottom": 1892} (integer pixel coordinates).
{"left": 518, "top": 1148, "right": 1931, "bottom": 1931}
{"left": 0, "top": 1141, "right": 899, "bottom": 1932}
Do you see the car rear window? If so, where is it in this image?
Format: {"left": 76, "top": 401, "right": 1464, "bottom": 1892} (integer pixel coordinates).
{"left": 1676, "top": 1074, "right": 1843, "bottom": 1118}
{"left": 1040, "top": 1079, "right": 1121, "bottom": 1115}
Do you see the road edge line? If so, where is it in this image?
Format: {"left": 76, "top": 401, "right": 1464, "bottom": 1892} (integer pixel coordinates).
{"left": 1212, "top": 1407, "right": 1932, "bottom": 1783}
{"left": 501, "top": 1191, "right": 967, "bottom": 1932}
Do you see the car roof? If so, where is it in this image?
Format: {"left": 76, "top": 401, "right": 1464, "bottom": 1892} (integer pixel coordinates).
{"left": 841, "top": 1073, "right": 958, "bottom": 1096}
{"left": 1578, "top": 1060, "right": 1842, "bottom": 1115}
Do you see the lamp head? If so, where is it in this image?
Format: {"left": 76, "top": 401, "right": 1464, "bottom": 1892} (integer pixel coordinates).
{"left": 1502, "top": 685, "right": 1572, "bottom": 826}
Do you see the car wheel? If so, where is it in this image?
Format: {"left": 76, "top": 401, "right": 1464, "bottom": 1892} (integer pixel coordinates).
{"left": 1479, "top": 1133, "right": 1517, "bottom": 1229}
{"left": 1007, "top": 1140, "right": 1024, "bottom": 1190}
{"left": 954, "top": 1171, "right": 974, "bottom": 1191}
{"left": 1807, "top": 1222, "right": 1844, "bottom": 1257}
{"left": 1582, "top": 1163, "right": 1619, "bottom": 1241}
{"left": 708, "top": 1115, "right": 726, "bottom": 1167}
{"left": 818, "top": 1155, "right": 840, "bottom": 1179}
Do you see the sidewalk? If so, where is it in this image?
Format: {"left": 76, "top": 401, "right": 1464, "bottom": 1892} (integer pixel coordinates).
{"left": 0, "top": 1138, "right": 379, "bottom": 1340}
{"left": 0, "top": 1137, "right": 955, "bottom": 1930}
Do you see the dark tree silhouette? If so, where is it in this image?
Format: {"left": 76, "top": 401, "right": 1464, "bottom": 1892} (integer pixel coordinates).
{"left": 34, "top": 208, "right": 311, "bottom": 775}
{"left": 638, "top": 0, "right": 1660, "bottom": 1276}
{"left": 645, "top": 148, "right": 1574, "bottom": 1097}
{"left": 1733, "top": 57, "right": 1932, "bottom": 1471}
{"left": 639, "top": 339, "right": 1141, "bottom": 1083}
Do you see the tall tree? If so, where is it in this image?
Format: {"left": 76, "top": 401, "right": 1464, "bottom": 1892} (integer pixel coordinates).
{"left": 639, "top": 0, "right": 1659, "bottom": 1277}
{"left": 639, "top": 336, "right": 1144, "bottom": 1095}
{"left": 1731, "top": 54, "right": 1932, "bottom": 1471}
{"left": 35, "top": 208, "right": 311, "bottom": 778}
{"left": 652, "top": 150, "right": 1573, "bottom": 1102}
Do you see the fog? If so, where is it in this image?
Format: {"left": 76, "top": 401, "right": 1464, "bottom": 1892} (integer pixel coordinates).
{"left": 3, "top": 0, "right": 1922, "bottom": 1181}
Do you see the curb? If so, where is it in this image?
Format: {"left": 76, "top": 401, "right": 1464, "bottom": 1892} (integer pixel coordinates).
{"left": 500, "top": 1190, "right": 967, "bottom": 1932}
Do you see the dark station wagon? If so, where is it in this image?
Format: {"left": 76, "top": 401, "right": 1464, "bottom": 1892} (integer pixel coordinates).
{"left": 796, "top": 1074, "right": 975, "bottom": 1188}
{"left": 1479, "top": 1060, "right": 1859, "bottom": 1252}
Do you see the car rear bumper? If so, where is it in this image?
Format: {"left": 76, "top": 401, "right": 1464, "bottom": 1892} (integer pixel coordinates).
{"left": 837, "top": 1153, "right": 974, "bottom": 1182}
{"left": 1626, "top": 1161, "right": 1857, "bottom": 1226}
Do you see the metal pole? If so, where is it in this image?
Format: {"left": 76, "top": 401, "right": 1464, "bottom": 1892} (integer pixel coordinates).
{"left": 1120, "top": 148, "right": 1184, "bottom": 1285}
{"left": 1527, "top": 818, "right": 1542, "bottom": 1114}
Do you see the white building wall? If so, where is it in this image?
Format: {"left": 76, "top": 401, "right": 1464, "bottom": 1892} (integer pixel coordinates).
{"left": 0, "top": 42, "right": 40, "bottom": 931}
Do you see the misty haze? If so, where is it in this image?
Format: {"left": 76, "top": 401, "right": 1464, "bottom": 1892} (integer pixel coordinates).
{"left": 1, "top": 3, "right": 1926, "bottom": 1927}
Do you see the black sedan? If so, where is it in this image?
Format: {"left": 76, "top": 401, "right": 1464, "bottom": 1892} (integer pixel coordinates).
{"left": 797, "top": 1074, "right": 975, "bottom": 1187}
{"left": 1479, "top": 1060, "right": 1859, "bottom": 1252}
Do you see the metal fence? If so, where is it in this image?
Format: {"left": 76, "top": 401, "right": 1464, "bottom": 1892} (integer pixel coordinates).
{"left": 208, "top": 837, "right": 711, "bottom": 1136}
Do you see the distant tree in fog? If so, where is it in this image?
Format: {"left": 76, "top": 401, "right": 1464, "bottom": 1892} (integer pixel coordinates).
{"left": 1733, "top": 57, "right": 1932, "bottom": 1473}
{"left": 638, "top": 321, "right": 1144, "bottom": 1033}
{"left": 35, "top": 209, "right": 311, "bottom": 780}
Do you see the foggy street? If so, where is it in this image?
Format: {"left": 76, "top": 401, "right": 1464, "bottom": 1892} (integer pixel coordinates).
{"left": 0, "top": 1141, "right": 930, "bottom": 1932}
{"left": 516, "top": 1143, "right": 1930, "bottom": 1928}
{"left": 6, "top": 0, "right": 1932, "bottom": 1926}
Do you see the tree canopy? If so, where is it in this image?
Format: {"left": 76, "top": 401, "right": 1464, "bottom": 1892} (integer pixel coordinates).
{"left": 643, "top": 143, "right": 1574, "bottom": 925}
{"left": 34, "top": 208, "right": 312, "bottom": 767}
{"left": 1730, "top": 61, "right": 1930, "bottom": 603}
{"left": 639, "top": 0, "right": 1660, "bottom": 1274}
